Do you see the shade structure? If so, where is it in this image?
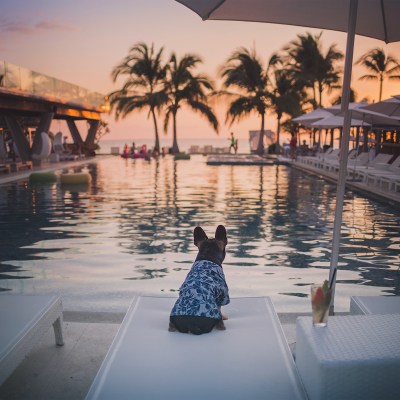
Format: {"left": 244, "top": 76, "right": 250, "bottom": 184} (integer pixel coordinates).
{"left": 175, "top": 0, "right": 400, "bottom": 313}
{"left": 326, "top": 102, "right": 400, "bottom": 127}
{"left": 311, "top": 115, "right": 371, "bottom": 129}
{"left": 175, "top": 0, "right": 400, "bottom": 43}
{"left": 292, "top": 108, "right": 334, "bottom": 127}
{"left": 359, "top": 95, "right": 400, "bottom": 118}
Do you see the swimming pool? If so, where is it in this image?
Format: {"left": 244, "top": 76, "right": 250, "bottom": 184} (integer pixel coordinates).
{"left": 0, "top": 155, "right": 399, "bottom": 312}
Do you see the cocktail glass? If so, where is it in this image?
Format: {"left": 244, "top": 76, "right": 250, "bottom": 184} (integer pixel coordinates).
{"left": 311, "top": 283, "right": 332, "bottom": 327}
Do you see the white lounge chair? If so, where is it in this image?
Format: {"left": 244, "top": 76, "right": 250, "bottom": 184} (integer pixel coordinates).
{"left": 361, "top": 155, "right": 400, "bottom": 185}
{"left": 349, "top": 152, "right": 393, "bottom": 179}
{"left": 52, "top": 132, "right": 79, "bottom": 162}
{"left": 350, "top": 295, "right": 400, "bottom": 315}
{"left": 86, "top": 296, "right": 307, "bottom": 400}
{"left": 0, "top": 294, "right": 64, "bottom": 385}
{"left": 323, "top": 148, "right": 358, "bottom": 173}
{"left": 319, "top": 148, "right": 340, "bottom": 170}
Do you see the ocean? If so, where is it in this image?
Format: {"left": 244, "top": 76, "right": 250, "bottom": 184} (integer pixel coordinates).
{"left": 98, "top": 137, "right": 252, "bottom": 154}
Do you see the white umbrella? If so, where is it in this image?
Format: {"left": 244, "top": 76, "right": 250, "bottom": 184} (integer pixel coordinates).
{"left": 292, "top": 108, "right": 334, "bottom": 127}
{"left": 359, "top": 95, "right": 400, "bottom": 118}
{"left": 311, "top": 115, "right": 371, "bottom": 129}
{"left": 175, "top": 0, "right": 400, "bottom": 313}
{"left": 326, "top": 102, "right": 400, "bottom": 126}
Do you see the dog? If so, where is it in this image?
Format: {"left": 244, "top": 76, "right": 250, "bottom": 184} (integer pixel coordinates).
{"left": 169, "top": 225, "right": 230, "bottom": 335}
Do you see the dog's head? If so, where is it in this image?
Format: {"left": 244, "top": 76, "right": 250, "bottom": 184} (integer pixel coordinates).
{"left": 194, "top": 225, "right": 228, "bottom": 266}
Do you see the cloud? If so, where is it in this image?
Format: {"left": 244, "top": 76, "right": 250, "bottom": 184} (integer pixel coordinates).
{"left": 0, "top": 18, "right": 75, "bottom": 35}
{"left": 35, "top": 20, "right": 75, "bottom": 32}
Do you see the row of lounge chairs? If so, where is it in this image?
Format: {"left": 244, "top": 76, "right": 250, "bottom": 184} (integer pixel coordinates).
{"left": 1, "top": 294, "right": 399, "bottom": 399}
{"left": 297, "top": 148, "right": 400, "bottom": 193}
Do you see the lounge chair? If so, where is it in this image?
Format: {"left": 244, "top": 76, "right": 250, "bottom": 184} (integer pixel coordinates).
{"left": 349, "top": 152, "right": 393, "bottom": 179}
{"left": 361, "top": 155, "right": 400, "bottom": 185}
{"left": 51, "top": 132, "right": 79, "bottom": 162}
{"left": 323, "top": 148, "right": 358, "bottom": 173}
{"left": 296, "top": 147, "right": 329, "bottom": 167}
{"left": 86, "top": 296, "right": 307, "bottom": 400}
{"left": 376, "top": 167, "right": 400, "bottom": 191}
{"left": 0, "top": 294, "right": 64, "bottom": 385}
{"left": 350, "top": 295, "right": 400, "bottom": 315}
{"left": 318, "top": 148, "right": 340, "bottom": 170}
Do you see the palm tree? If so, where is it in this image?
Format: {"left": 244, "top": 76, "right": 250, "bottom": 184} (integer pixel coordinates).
{"left": 163, "top": 53, "right": 218, "bottom": 154}
{"left": 220, "top": 47, "right": 270, "bottom": 155}
{"left": 285, "top": 32, "right": 343, "bottom": 108}
{"left": 267, "top": 54, "right": 304, "bottom": 152}
{"left": 356, "top": 48, "right": 400, "bottom": 101}
{"left": 108, "top": 42, "right": 167, "bottom": 152}
{"left": 331, "top": 87, "right": 357, "bottom": 105}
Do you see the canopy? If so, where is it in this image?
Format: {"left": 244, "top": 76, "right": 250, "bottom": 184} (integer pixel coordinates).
{"left": 359, "top": 95, "right": 400, "bottom": 118}
{"left": 311, "top": 115, "right": 371, "bottom": 129}
{"left": 292, "top": 109, "right": 334, "bottom": 127}
{"left": 176, "top": 1, "right": 400, "bottom": 42}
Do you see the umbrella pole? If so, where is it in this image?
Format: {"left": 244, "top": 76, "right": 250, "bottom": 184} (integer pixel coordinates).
{"left": 329, "top": 0, "right": 358, "bottom": 315}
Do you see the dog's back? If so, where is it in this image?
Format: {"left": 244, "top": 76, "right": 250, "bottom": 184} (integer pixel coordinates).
{"left": 169, "top": 225, "right": 230, "bottom": 334}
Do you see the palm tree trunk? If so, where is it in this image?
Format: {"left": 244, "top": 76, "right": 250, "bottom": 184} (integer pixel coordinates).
{"left": 312, "top": 84, "right": 317, "bottom": 108}
{"left": 318, "top": 82, "right": 323, "bottom": 107}
{"left": 171, "top": 112, "right": 180, "bottom": 154}
{"left": 276, "top": 116, "right": 281, "bottom": 154}
{"left": 151, "top": 108, "right": 160, "bottom": 153}
{"left": 379, "top": 75, "right": 383, "bottom": 102}
{"left": 257, "top": 113, "right": 265, "bottom": 156}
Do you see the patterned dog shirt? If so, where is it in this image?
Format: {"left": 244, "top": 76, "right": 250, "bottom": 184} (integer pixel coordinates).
{"left": 170, "top": 260, "right": 230, "bottom": 320}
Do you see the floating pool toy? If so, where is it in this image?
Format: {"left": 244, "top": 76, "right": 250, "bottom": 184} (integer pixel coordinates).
{"left": 60, "top": 172, "right": 92, "bottom": 185}
{"left": 29, "top": 171, "right": 58, "bottom": 184}
{"left": 174, "top": 153, "right": 191, "bottom": 160}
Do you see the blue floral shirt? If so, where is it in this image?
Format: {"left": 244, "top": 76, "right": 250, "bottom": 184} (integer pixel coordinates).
{"left": 171, "top": 260, "right": 230, "bottom": 320}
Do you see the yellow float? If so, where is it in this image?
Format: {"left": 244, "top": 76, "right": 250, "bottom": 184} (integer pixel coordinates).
{"left": 60, "top": 172, "right": 92, "bottom": 185}
{"left": 29, "top": 172, "right": 58, "bottom": 184}
{"left": 174, "top": 153, "right": 191, "bottom": 160}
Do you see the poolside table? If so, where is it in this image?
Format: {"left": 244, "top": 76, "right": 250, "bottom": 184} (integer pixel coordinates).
{"left": 296, "top": 315, "right": 400, "bottom": 400}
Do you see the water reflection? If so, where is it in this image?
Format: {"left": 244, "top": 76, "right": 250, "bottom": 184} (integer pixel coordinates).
{"left": 0, "top": 156, "right": 399, "bottom": 311}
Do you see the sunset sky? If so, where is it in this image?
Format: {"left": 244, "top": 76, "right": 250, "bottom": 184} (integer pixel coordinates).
{"left": 2, "top": 0, "right": 400, "bottom": 145}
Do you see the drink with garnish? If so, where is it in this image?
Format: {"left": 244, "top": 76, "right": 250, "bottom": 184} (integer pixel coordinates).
{"left": 311, "top": 280, "right": 332, "bottom": 327}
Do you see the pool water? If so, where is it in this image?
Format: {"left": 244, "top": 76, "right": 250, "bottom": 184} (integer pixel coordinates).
{"left": 0, "top": 155, "right": 399, "bottom": 312}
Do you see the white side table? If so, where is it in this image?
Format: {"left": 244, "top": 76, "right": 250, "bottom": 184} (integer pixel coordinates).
{"left": 296, "top": 315, "right": 400, "bottom": 400}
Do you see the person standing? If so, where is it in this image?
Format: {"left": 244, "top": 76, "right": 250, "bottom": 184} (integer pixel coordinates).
{"left": 229, "top": 132, "right": 236, "bottom": 154}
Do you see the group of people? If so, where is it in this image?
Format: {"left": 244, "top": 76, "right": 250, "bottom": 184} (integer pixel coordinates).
{"left": 289, "top": 133, "right": 322, "bottom": 160}
{"left": 122, "top": 142, "right": 160, "bottom": 158}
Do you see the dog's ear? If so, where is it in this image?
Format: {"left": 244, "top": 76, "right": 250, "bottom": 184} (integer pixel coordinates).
{"left": 194, "top": 226, "right": 208, "bottom": 248}
{"left": 215, "top": 225, "right": 227, "bottom": 245}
